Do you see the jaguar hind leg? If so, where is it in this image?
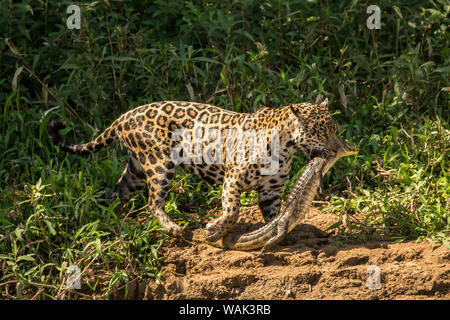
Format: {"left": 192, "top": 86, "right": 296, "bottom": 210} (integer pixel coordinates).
{"left": 109, "top": 155, "right": 147, "bottom": 212}
{"left": 145, "top": 161, "right": 184, "bottom": 238}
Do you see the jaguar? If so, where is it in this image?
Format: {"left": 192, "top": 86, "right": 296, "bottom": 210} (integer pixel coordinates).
{"left": 48, "top": 99, "right": 338, "bottom": 242}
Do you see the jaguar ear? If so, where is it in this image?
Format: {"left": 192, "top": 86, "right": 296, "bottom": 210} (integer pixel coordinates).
{"left": 319, "top": 98, "right": 328, "bottom": 108}
{"left": 289, "top": 104, "right": 303, "bottom": 119}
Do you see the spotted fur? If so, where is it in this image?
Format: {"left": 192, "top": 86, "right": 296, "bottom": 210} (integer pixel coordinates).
{"left": 48, "top": 100, "right": 337, "bottom": 241}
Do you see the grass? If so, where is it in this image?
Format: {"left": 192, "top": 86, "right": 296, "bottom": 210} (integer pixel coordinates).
{"left": 0, "top": 0, "right": 449, "bottom": 299}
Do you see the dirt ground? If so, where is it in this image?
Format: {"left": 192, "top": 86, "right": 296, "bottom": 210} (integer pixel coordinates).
{"left": 126, "top": 205, "right": 450, "bottom": 300}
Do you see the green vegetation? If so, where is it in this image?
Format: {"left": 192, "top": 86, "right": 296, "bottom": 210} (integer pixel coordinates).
{"left": 0, "top": 0, "right": 448, "bottom": 299}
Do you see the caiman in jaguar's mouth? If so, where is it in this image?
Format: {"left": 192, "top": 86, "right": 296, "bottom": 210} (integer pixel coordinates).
{"left": 201, "top": 138, "right": 358, "bottom": 252}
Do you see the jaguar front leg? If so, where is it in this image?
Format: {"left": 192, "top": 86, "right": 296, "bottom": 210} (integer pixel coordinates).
{"left": 257, "top": 188, "right": 283, "bottom": 223}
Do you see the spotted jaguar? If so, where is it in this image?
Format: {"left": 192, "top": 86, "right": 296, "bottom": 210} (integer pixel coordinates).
{"left": 48, "top": 100, "right": 337, "bottom": 241}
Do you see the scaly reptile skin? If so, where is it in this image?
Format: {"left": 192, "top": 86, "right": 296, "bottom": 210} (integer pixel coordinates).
{"left": 221, "top": 156, "right": 326, "bottom": 251}
{"left": 193, "top": 137, "right": 357, "bottom": 252}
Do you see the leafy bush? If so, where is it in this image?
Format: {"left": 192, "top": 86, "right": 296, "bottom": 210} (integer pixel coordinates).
{"left": 0, "top": 0, "right": 448, "bottom": 299}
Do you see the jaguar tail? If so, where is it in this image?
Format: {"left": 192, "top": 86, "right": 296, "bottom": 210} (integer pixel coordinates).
{"left": 48, "top": 119, "right": 117, "bottom": 156}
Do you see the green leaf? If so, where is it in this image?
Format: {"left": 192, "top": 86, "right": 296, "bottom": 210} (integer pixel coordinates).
{"left": 443, "top": 238, "right": 450, "bottom": 250}
{"left": 17, "top": 254, "right": 36, "bottom": 262}
{"left": 150, "top": 245, "right": 158, "bottom": 260}
{"left": 95, "top": 238, "right": 102, "bottom": 257}
{"left": 393, "top": 6, "right": 403, "bottom": 20}
{"left": 326, "top": 221, "right": 343, "bottom": 231}
{"left": 0, "top": 254, "right": 14, "bottom": 261}
{"left": 45, "top": 220, "right": 56, "bottom": 236}
{"left": 103, "top": 56, "right": 139, "bottom": 62}
{"left": 14, "top": 226, "right": 23, "bottom": 241}
{"left": 219, "top": 72, "right": 228, "bottom": 86}
{"left": 191, "top": 57, "right": 220, "bottom": 64}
